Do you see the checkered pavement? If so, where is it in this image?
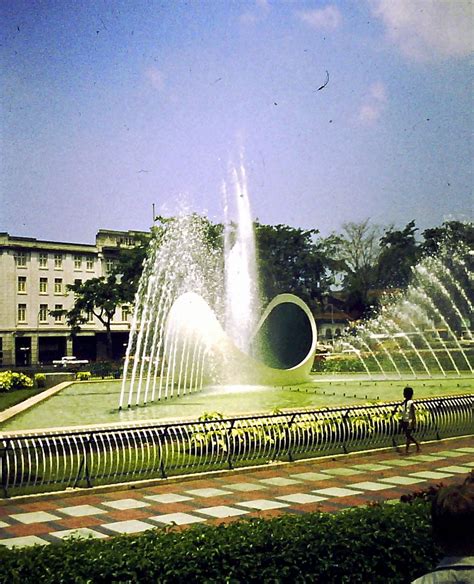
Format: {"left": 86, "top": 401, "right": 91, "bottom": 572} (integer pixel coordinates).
{"left": 1, "top": 436, "right": 472, "bottom": 549}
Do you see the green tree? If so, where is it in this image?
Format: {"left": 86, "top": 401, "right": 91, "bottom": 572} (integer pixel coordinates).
{"left": 112, "top": 233, "right": 150, "bottom": 304}
{"left": 255, "top": 223, "right": 334, "bottom": 307}
{"left": 60, "top": 276, "right": 125, "bottom": 359}
{"left": 420, "top": 221, "right": 474, "bottom": 334}
{"left": 377, "top": 220, "right": 421, "bottom": 289}
{"left": 421, "top": 220, "right": 474, "bottom": 256}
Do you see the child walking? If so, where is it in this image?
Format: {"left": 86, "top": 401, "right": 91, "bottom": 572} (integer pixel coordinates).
{"left": 396, "top": 386, "right": 421, "bottom": 454}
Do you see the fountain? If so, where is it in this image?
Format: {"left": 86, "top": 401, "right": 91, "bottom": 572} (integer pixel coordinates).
{"left": 334, "top": 244, "right": 473, "bottom": 378}
{"left": 2, "top": 178, "right": 472, "bottom": 433}
{"left": 119, "top": 161, "right": 317, "bottom": 409}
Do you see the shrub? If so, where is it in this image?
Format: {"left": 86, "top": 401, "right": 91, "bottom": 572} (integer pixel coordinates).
{"left": 0, "top": 371, "right": 33, "bottom": 392}
{"left": 90, "top": 362, "right": 121, "bottom": 379}
{"left": 0, "top": 500, "right": 440, "bottom": 583}
{"left": 313, "top": 355, "right": 366, "bottom": 373}
{"left": 34, "top": 373, "right": 46, "bottom": 388}
{"left": 90, "top": 362, "right": 111, "bottom": 378}
{"left": 75, "top": 371, "right": 91, "bottom": 381}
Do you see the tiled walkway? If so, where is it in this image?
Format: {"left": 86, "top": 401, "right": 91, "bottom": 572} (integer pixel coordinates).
{"left": 1, "top": 436, "right": 473, "bottom": 549}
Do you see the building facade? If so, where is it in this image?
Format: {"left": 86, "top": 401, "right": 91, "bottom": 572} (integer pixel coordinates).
{"left": 314, "top": 295, "right": 353, "bottom": 344}
{"left": 0, "top": 230, "right": 147, "bottom": 367}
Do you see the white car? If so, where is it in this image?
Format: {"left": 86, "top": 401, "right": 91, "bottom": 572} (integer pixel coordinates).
{"left": 53, "top": 356, "right": 89, "bottom": 368}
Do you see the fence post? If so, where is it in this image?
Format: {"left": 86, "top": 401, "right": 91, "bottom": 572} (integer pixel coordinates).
{"left": 342, "top": 411, "right": 349, "bottom": 454}
{"left": 227, "top": 420, "right": 235, "bottom": 470}
{"left": 391, "top": 406, "right": 399, "bottom": 449}
{"left": 1, "top": 439, "right": 10, "bottom": 498}
{"left": 84, "top": 433, "right": 93, "bottom": 488}
{"left": 433, "top": 399, "right": 443, "bottom": 441}
{"left": 73, "top": 433, "right": 93, "bottom": 488}
{"left": 287, "top": 414, "right": 297, "bottom": 462}
{"left": 159, "top": 428, "right": 168, "bottom": 479}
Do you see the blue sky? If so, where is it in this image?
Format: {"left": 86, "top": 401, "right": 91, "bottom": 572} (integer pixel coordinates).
{"left": 1, "top": 0, "right": 472, "bottom": 243}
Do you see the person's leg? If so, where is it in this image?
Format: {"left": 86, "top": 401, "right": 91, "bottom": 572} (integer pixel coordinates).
{"left": 413, "top": 433, "right": 421, "bottom": 452}
{"left": 406, "top": 429, "right": 421, "bottom": 453}
{"left": 404, "top": 428, "right": 411, "bottom": 453}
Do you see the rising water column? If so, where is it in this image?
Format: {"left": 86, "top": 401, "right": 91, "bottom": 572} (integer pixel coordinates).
{"left": 120, "top": 161, "right": 318, "bottom": 408}
{"left": 223, "top": 161, "right": 260, "bottom": 353}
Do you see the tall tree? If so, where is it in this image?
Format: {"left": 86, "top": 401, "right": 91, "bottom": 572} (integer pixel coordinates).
{"left": 332, "top": 219, "right": 382, "bottom": 315}
{"left": 64, "top": 276, "right": 124, "bottom": 359}
{"left": 377, "top": 220, "right": 421, "bottom": 289}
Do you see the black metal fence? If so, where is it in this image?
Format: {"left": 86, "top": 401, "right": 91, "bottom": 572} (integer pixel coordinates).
{"left": 1, "top": 395, "right": 473, "bottom": 497}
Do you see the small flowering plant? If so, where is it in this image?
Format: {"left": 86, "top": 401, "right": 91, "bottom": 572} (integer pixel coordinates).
{"left": 0, "top": 371, "right": 34, "bottom": 392}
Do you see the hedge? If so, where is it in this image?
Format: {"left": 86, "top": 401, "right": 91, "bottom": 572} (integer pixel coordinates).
{"left": 0, "top": 500, "right": 440, "bottom": 584}
{"left": 313, "top": 355, "right": 366, "bottom": 373}
{"left": 313, "top": 348, "right": 474, "bottom": 374}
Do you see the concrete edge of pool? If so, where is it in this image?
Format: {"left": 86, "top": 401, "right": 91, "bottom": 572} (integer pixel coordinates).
{"left": 0, "top": 381, "right": 75, "bottom": 425}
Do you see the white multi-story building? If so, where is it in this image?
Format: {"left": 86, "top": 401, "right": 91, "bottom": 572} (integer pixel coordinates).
{"left": 0, "top": 230, "right": 147, "bottom": 367}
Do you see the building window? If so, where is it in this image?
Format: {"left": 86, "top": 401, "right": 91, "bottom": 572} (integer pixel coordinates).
{"left": 54, "top": 304, "right": 63, "bottom": 322}
{"left": 39, "top": 277, "right": 48, "bottom": 294}
{"left": 105, "top": 258, "right": 115, "bottom": 273}
{"left": 118, "top": 237, "right": 135, "bottom": 247}
{"left": 39, "top": 304, "right": 48, "bottom": 322}
{"left": 17, "top": 276, "right": 27, "bottom": 293}
{"left": 87, "top": 310, "right": 94, "bottom": 322}
{"left": 18, "top": 304, "right": 27, "bottom": 322}
{"left": 15, "top": 252, "right": 27, "bottom": 267}
{"left": 74, "top": 255, "right": 82, "bottom": 269}
{"left": 86, "top": 257, "right": 94, "bottom": 271}
{"left": 121, "top": 306, "right": 130, "bottom": 321}
{"left": 54, "top": 253, "right": 63, "bottom": 269}
{"left": 74, "top": 278, "right": 82, "bottom": 287}
{"left": 54, "top": 278, "right": 63, "bottom": 294}
{"left": 39, "top": 253, "right": 48, "bottom": 268}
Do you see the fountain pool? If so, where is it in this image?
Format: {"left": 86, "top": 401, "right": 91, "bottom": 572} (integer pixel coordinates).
{"left": 2, "top": 376, "right": 472, "bottom": 432}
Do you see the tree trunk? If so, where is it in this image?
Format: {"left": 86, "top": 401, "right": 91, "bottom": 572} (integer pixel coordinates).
{"left": 105, "top": 323, "right": 113, "bottom": 360}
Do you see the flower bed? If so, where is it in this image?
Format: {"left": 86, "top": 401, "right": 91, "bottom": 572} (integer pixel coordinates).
{"left": 0, "top": 371, "right": 33, "bottom": 392}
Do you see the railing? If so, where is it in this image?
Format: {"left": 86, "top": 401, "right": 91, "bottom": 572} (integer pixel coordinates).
{"left": 1, "top": 395, "right": 473, "bottom": 497}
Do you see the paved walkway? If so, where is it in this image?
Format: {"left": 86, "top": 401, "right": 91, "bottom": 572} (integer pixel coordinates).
{"left": 1, "top": 435, "right": 473, "bottom": 549}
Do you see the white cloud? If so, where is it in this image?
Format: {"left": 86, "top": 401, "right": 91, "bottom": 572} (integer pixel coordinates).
{"left": 240, "top": 0, "right": 271, "bottom": 24}
{"left": 359, "top": 104, "right": 382, "bottom": 124}
{"left": 145, "top": 67, "right": 165, "bottom": 91}
{"left": 296, "top": 5, "right": 342, "bottom": 30}
{"left": 370, "top": 81, "right": 387, "bottom": 103}
{"left": 358, "top": 82, "right": 388, "bottom": 125}
{"left": 369, "top": 0, "right": 473, "bottom": 61}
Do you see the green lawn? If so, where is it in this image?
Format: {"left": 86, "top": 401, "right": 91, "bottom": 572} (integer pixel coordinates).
{"left": 0, "top": 387, "right": 49, "bottom": 413}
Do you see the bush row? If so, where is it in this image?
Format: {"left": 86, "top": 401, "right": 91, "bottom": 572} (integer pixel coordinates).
{"left": 0, "top": 500, "right": 440, "bottom": 584}
{"left": 313, "top": 348, "right": 474, "bottom": 374}
{"left": 313, "top": 355, "right": 366, "bottom": 373}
